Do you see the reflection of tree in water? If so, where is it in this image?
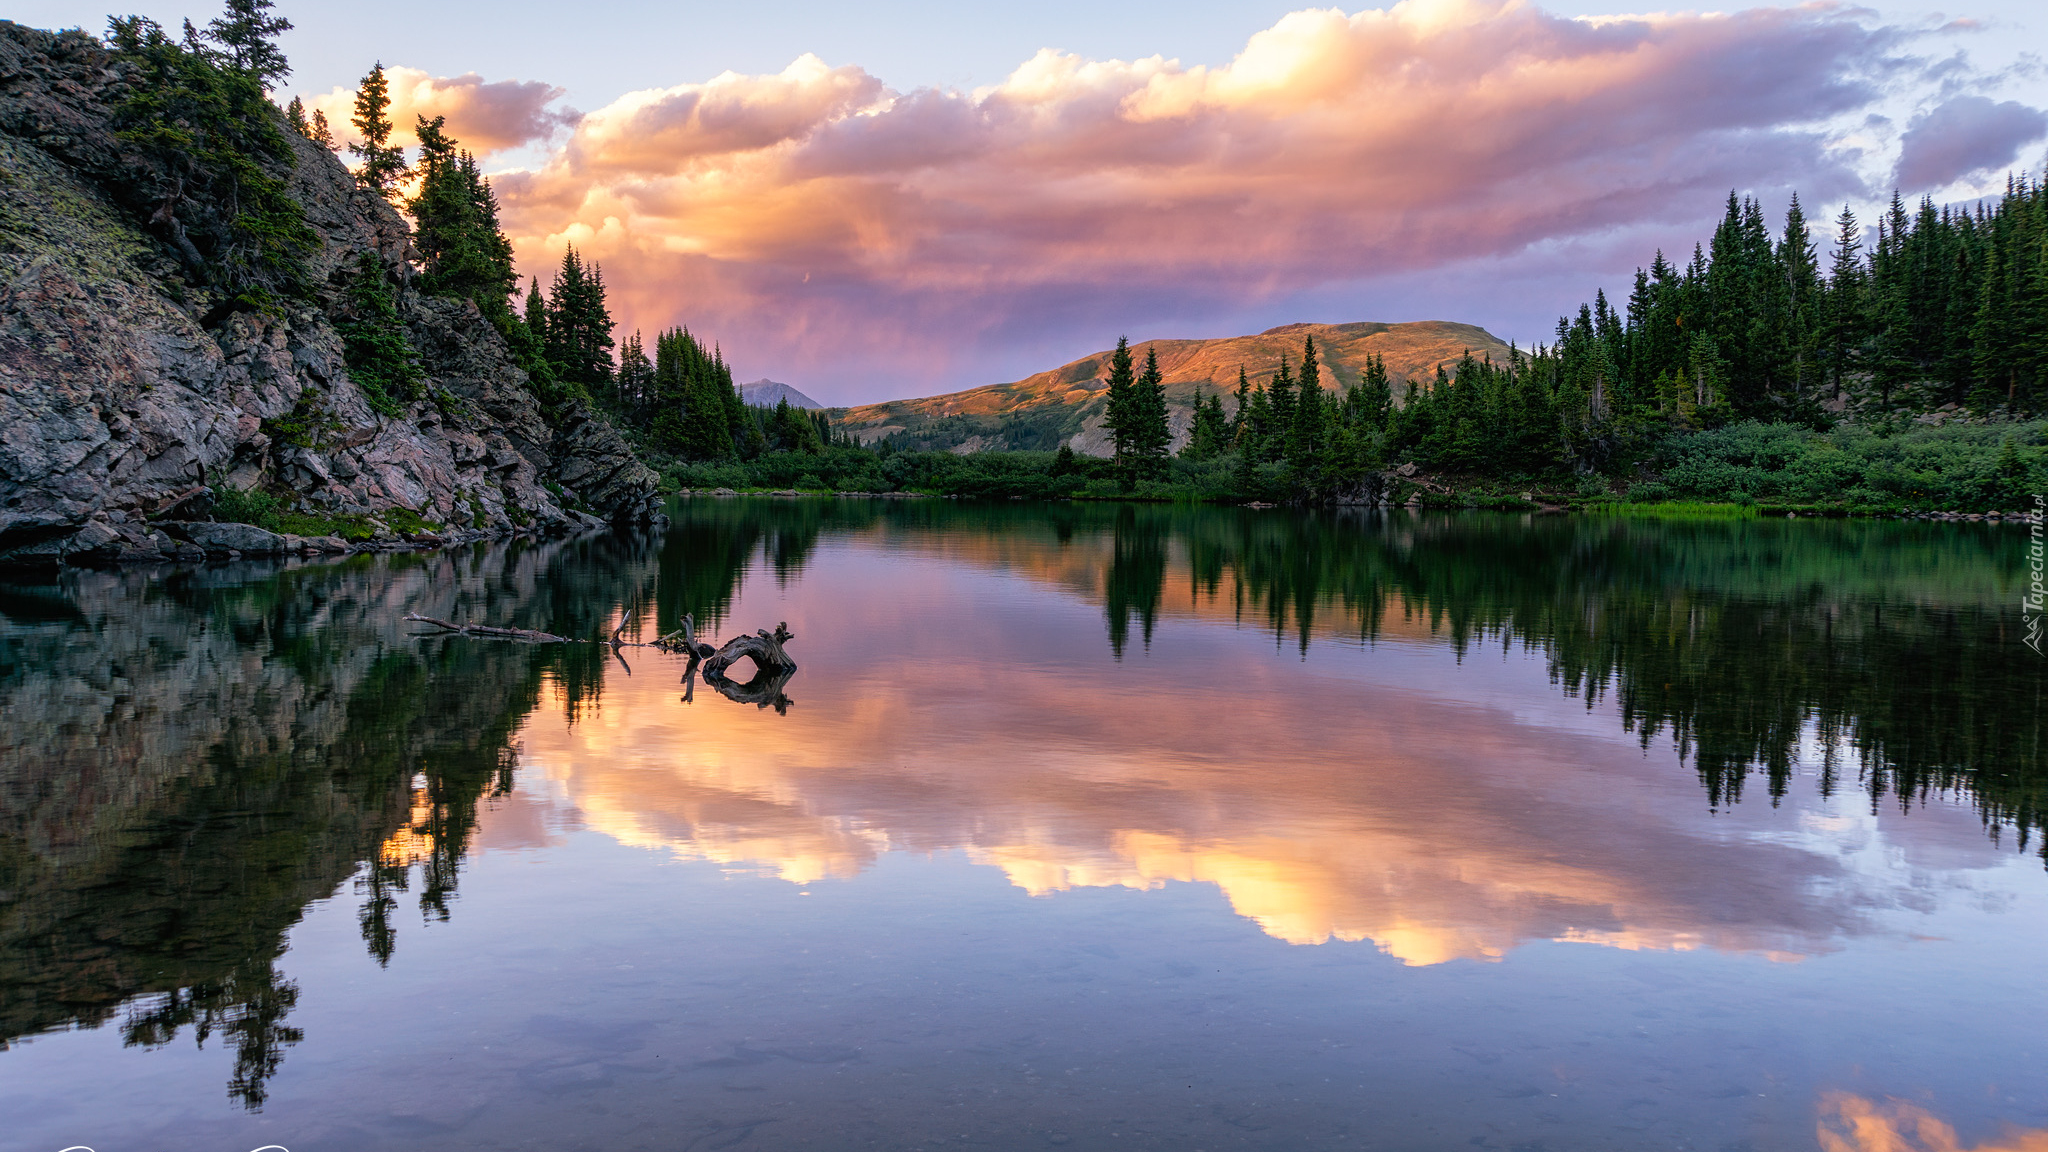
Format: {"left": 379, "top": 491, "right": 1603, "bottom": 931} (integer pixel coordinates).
{"left": 0, "top": 537, "right": 664, "bottom": 1109}
{"left": 1059, "top": 506, "right": 2046, "bottom": 859}
{"left": 121, "top": 958, "right": 302, "bottom": 1111}
{"left": 5, "top": 498, "right": 2040, "bottom": 1115}
{"left": 1105, "top": 505, "right": 1166, "bottom": 658}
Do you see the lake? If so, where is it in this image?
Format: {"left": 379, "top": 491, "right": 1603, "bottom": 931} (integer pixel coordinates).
{"left": 3, "top": 499, "right": 2044, "bottom": 1151}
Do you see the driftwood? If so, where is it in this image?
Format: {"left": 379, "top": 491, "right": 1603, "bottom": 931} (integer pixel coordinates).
{"left": 404, "top": 612, "right": 579, "bottom": 644}
{"left": 410, "top": 607, "right": 799, "bottom": 711}
{"left": 700, "top": 662, "right": 796, "bottom": 713}
{"left": 703, "top": 622, "right": 797, "bottom": 677}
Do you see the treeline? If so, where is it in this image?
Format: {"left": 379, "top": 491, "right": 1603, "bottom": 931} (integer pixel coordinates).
{"left": 1376, "top": 183, "right": 2048, "bottom": 484}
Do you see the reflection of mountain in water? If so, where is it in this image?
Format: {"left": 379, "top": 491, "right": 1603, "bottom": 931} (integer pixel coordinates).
{"left": 509, "top": 499, "right": 2042, "bottom": 968}
{"left": 664, "top": 498, "right": 2045, "bottom": 854}
{"left": 1, "top": 500, "right": 2038, "bottom": 1103}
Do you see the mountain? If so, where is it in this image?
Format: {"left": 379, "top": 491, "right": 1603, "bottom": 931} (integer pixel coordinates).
{"left": 834, "top": 320, "right": 1515, "bottom": 455}
{"left": 0, "top": 22, "right": 658, "bottom": 566}
{"left": 740, "top": 378, "right": 823, "bottom": 409}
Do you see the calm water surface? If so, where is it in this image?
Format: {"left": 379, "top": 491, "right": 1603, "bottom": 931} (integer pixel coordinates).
{"left": 2, "top": 500, "right": 2044, "bottom": 1151}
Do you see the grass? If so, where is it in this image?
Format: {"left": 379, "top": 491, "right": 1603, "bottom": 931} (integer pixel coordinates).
{"left": 1586, "top": 500, "right": 1761, "bottom": 519}
{"left": 206, "top": 484, "right": 438, "bottom": 541}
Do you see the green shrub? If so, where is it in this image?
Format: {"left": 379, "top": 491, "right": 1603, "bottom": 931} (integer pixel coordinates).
{"left": 210, "top": 485, "right": 285, "bottom": 529}
{"left": 338, "top": 253, "right": 423, "bottom": 415}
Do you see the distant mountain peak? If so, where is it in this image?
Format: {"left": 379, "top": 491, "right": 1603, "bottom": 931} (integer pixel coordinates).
{"left": 739, "top": 379, "right": 822, "bottom": 410}
{"left": 835, "top": 320, "right": 1511, "bottom": 456}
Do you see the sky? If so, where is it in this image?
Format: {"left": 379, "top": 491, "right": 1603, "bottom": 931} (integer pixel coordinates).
{"left": 18, "top": 0, "right": 2048, "bottom": 404}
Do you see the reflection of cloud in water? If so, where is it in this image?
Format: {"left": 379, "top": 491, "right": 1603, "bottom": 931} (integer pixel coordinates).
{"left": 513, "top": 604, "right": 1916, "bottom": 964}
{"left": 1821, "top": 1093, "right": 2048, "bottom": 1152}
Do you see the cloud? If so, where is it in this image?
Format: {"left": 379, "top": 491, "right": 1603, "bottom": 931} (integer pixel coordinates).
{"left": 305, "top": 66, "right": 578, "bottom": 156}
{"left": 1894, "top": 95, "right": 2048, "bottom": 191}
{"left": 485, "top": 0, "right": 1939, "bottom": 400}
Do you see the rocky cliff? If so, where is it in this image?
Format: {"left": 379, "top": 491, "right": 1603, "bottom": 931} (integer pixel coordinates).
{"left": 0, "top": 23, "right": 660, "bottom": 567}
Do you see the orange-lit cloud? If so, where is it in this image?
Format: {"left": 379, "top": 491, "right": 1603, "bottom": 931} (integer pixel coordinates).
{"left": 1820, "top": 1093, "right": 2048, "bottom": 1152}
{"left": 505, "top": 526, "right": 1927, "bottom": 966}
{"left": 306, "top": 66, "right": 578, "bottom": 155}
{"left": 466, "top": 0, "right": 1945, "bottom": 397}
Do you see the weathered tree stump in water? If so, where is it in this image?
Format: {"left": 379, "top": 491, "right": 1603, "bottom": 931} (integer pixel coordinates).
{"left": 702, "top": 623, "right": 797, "bottom": 677}
{"left": 409, "top": 608, "right": 799, "bottom": 711}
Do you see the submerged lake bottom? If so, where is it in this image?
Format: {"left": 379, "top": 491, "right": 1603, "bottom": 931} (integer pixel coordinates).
{"left": 2, "top": 499, "right": 2044, "bottom": 1151}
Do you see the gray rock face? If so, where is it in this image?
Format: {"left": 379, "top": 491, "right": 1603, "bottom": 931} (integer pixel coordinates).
{"left": 162, "top": 521, "right": 289, "bottom": 555}
{"left": 0, "top": 22, "right": 659, "bottom": 566}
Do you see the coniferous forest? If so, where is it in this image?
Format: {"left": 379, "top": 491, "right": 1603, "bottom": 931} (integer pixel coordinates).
{"left": 658, "top": 183, "right": 2048, "bottom": 513}
{"left": 150, "top": 0, "right": 2044, "bottom": 513}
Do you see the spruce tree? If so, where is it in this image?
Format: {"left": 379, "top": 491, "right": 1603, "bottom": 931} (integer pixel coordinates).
{"left": 1777, "top": 194, "right": 1823, "bottom": 411}
{"left": 544, "top": 246, "right": 614, "bottom": 397}
{"left": 1266, "top": 358, "right": 1295, "bottom": 462}
{"left": 615, "top": 330, "right": 653, "bottom": 415}
{"left": 524, "top": 277, "right": 548, "bottom": 344}
{"left": 1824, "top": 205, "right": 1866, "bottom": 402}
{"left": 1130, "top": 346, "right": 1171, "bottom": 473}
{"left": 408, "top": 116, "right": 515, "bottom": 314}
{"left": 349, "top": 63, "right": 406, "bottom": 198}
{"left": 1101, "top": 336, "right": 1137, "bottom": 472}
{"left": 308, "top": 107, "right": 333, "bottom": 149}
{"left": 1351, "top": 352, "right": 1391, "bottom": 430}
{"left": 203, "top": 0, "right": 291, "bottom": 89}
{"left": 1291, "top": 335, "right": 1327, "bottom": 481}
{"left": 284, "top": 94, "right": 308, "bottom": 137}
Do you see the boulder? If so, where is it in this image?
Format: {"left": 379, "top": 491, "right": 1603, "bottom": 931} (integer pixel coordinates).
{"left": 164, "top": 521, "right": 289, "bottom": 555}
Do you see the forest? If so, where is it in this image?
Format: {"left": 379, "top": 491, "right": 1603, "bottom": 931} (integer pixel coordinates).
{"left": 653, "top": 187, "right": 2048, "bottom": 512}
{"left": 129, "top": 0, "right": 2044, "bottom": 512}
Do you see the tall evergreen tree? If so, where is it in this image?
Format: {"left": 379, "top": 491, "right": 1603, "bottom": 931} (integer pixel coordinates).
{"left": 1266, "top": 357, "right": 1296, "bottom": 462}
{"left": 1290, "top": 334, "right": 1328, "bottom": 480}
{"left": 349, "top": 63, "right": 406, "bottom": 198}
{"left": 407, "top": 116, "right": 515, "bottom": 314}
{"left": 1101, "top": 336, "right": 1138, "bottom": 472}
{"left": 1823, "top": 204, "right": 1866, "bottom": 401}
{"left": 544, "top": 246, "right": 614, "bottom": 397}
{"left": 203, "top": 0, "right": 291, "bottom": 89}
{"left": 1777, "top": 194, "right": 1823, "bottom": 411}
{"left": 1129, "top": 346, "right": 1171, "bottom": 473}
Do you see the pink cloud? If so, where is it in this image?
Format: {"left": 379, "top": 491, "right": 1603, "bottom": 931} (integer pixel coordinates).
{"left": 306, "top": 66, "right": 578, "bottom": 156}
{"left": 1894, "top": 95, "right": 2048, "bottom": 191}
{"left": 487, "top": 0, "right": 1935, "bottom": 401}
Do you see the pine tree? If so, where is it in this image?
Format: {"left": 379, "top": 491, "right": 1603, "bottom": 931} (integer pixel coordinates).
{"left": 1777, "top": 194, "right": 1823, "bottom": 413}
{"left": 1290, "top": 334, "right": 1328, "bottom": 482}
{"left": 1824, "top": 205, "right": 1866, "bottom": 403}
{"left": 1266, "top": 357, "right": 1295, "bottom": 462}
{"left": 308, "top": 107, "right": 333, "bottom": 149}
{"left": 524, "top": 277, "right": 548, "bottom": 344}
{"left": 1182, "top": 387, "right": 1230, "bottom": 459}
{"left": 615, "top": 330, "right": 653, "bottom": 415}
{"left": 408, "top": 116, "right": 515, "bottom": 314}
{"left": 544, "top": 246, "right": 614, "bottom": 397}
{"left": 203, "top": 0, "right": 291, "bottom": 89}
{"left": 349, "top": 63, "right": 406, "bottom": 199}
{"left": 1349, "top": 352, "right": 1392, "bottom": 430}
{"left": 284, "top": 94, "right": 308, "bottom": 137}
{"left": 1101, "top": 337, "right": 1138, "bottom": 478}
{"left": 1129, "top": 346, "right": 1171, "bottom": 473}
